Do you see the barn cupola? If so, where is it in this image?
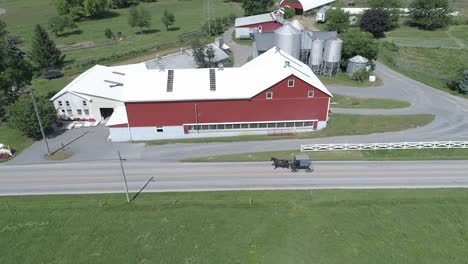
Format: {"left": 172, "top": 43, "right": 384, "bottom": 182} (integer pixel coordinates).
{"left": 209, "top": 69, "right": 216, "bottom": 91}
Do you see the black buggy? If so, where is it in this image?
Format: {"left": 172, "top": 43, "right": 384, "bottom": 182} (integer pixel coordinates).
{"left": 290, "top": 155, "right": 313, "bottom": 172}
{"left": 271, "top": 155, "right": 314, "bottom": 172}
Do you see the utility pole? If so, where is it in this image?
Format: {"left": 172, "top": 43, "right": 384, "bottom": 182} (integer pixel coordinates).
{"left": 31, "top": 90, "right": 51, "bottom": 155}
{"left": 118, "top": 150, "right": 130, "bottom": 203}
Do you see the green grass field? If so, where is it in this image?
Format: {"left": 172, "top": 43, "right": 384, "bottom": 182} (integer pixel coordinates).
{"left": 145, "top": 113, "right": 434, "bottom": 145}
{"left": 319, "top": 72, "right": 383, "bottom": 87}
{"left": 1, "top": 189, "right": 468, "bottom": 263}
{"left": 331, "top": 94, "right": 410, "bottom": 109}
{"left": 0, "top": 0, "right": 243, "bottom": 69}
{"left": 185, "top": 148, "right": 468, "bottom": 162}
{"left": 0, "top": 125, "right": 35, "bottom": 162}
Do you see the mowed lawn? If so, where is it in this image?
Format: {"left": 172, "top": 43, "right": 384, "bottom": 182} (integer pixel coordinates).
{"left": 0, "top": 0, "right": 243, "bottom": 66}
{"left": 1, "top": 189, "right": 468, "bottom": 263}
{"left": 331, "top": 94, "right": 410, "bottom": 109}
{"left": 0, "top": 125, "right": 34, "bottom": 160}
{"left": 146, "top": 114, "right": 434, "bottom": 145}
{"left": 185, "top": 148, "right": 468, "bottom": 162}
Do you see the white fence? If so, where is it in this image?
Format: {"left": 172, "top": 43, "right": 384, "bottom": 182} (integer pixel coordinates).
{"left": 301, "top": 141, "right": 468, "bottom": 152}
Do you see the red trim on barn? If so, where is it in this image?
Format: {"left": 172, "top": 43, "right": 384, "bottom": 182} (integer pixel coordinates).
{"left": 238, "top": 21, "right": 283, "bottom": 32}
{"left": 125, "top": 75, "right": 330, "bottom": 128}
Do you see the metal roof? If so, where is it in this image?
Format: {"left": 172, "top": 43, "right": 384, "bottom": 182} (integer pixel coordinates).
{"left": 253, "top": 32, "right": 275, "bottom": 51}
{"left": 281, "top": 0, "right": 336, "bottom": 11}
{"left": 51, "top": 47, "right": 332, "bottom": 105}
{"left": 274, "top": 23, "right": 300, "bottom": 35}
{"left": 235, "top": 12, "right": 282, "bottom": 27}
{"left": 349, "top": 55, "right": 369, "bottom": 63}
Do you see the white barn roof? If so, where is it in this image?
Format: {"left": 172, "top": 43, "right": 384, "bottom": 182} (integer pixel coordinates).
{"left": 235, "top": 12, "right": 283, "bottom": 27}
{"left": 52, "top": 47, "right": 331, "bottom": 105}
{"left": 281, "top": 0, "right": 336, "bottom": 12}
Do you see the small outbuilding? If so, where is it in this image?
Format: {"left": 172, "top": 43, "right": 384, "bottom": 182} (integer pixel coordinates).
{"left": 280, "top": 0, "right": 336, "bottom": 15}
{"left": 346, "top": 55, "right": 369, "bottom": 76}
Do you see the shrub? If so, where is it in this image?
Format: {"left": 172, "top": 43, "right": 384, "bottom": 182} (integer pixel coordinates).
{"left": 352, "top": 70, "right": 370, "bottom": 82}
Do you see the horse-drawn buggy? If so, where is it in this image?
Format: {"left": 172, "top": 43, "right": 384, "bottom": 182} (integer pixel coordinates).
{"left": 271, "top": 155, "right": 314, "bottom": 172}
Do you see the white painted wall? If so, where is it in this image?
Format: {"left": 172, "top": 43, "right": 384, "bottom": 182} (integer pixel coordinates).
{"left": 109, "top": 124, "right": 327, "bottom": 142}
{"left": 53, "top": 92, "right": 123, "bottom": 122}
{"left": 235, "top": 28, "right": 252, "bottom": 39}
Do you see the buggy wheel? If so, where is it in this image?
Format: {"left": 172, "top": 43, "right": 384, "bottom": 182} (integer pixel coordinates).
{"left": 306, "top": 168, "right": 313, "bottom": 173}
{"left": 291, "top": 168, "right": 298, "bottom": 172}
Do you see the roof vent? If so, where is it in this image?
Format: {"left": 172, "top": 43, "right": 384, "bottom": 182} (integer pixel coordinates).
{"left": 217, "top": 63, "right": 224, "bottom": 71}
{"left": 167, "top": 70, "right": 174, "bottom": 92}
{"left": 209, "top": 69, "right": 216, "bottom": 91}
{"left": 284, "top": 61, "right": 291, "bottom": 68}
{"left": 112, "top": 71, "right": 125, "bottom": 76}
{"left": 104, "top": 80, "right": 124, "bottom": 87}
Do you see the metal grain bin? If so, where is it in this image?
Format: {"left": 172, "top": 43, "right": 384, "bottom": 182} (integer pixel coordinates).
{"left": 274, "top": 24, "right": 302, "bottom": 59}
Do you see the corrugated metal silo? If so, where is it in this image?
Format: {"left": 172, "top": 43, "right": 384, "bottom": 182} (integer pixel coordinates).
{"left": 274, "top": 24, "right": 301, "bottom": 59}
{"left": 309, "top": 39, "right": 325, "bottom": 73}
{"left": 324, "top": 38, "right": 343, "bottom": 63}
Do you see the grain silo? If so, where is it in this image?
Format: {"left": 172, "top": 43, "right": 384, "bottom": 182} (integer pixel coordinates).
{"left": 346, "top": 55, "right": 369, "bottom": 76}
{"left": 309, "top": 39, "right": 325, "bottom": 74}
{"left": 323, "top": 37, "right": 343, "bottom": 76}
{"left": 274, "top": 24, "right": 301, "bottom": 60}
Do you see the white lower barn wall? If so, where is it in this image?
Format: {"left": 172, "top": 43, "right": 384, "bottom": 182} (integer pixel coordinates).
{"left": 235, "top": 28, "right": 252, "bottom": 39}
{"left": 110, "top": 122, "right": 327, "bottom": 142}
{"left": 53, "top": 92, "right": 123, "bottom": 122}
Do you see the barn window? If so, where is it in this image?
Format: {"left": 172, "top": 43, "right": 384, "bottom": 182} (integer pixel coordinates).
{"left": 258, "top": 26, "right": 262, "bottom": 31}
{"left": 266, "top": 92, "right": 273, "bottom": 99}
{"left": 66, "top": 101, "right": 70, "bottom": 106}
{"left": 156, "top": 127, "right": 164, "bottom": 133}
{"left": 202, "top": 125, "right": 209, "bottom": 130}
{"left": 277, "top": 122, "right": 285, "bottom": 127}
{"left": 259, "top": 123, "right": 267, "bottom": 128}
{"left": 295, "top": 122, "right": 304, "bottom": 127}
{"left": 210, "top": 125, "right": 217, "bottom": 130}
{"left": 225, "top": 124, "right": 233, "bottom": 129}
{"left": 304, "top": 121, "right": 313, "bottom": 127}
{"left": 84, "top": 109, "right": 89, "bottom": 115}
{"left": 61, "top": 109, "right": 65, "bottom": 113}
{"left": 217, "top": 124, "right": 225, "bottom": 129}
{"left": 67, "top": 109, "right": 73, "bottom": 115}
{"left": 77, "top": 109, "right": 83, "bottom": 115}
{"left": 233, "top": 124, "right": 241, "bottom": 129}
{"left": 249, "top": 123, "right": 258, "bottom": 128}
{"left": 83, "top": 100, "right": 87, "bottom": 106}
{"left": 241, "top": 124, "right": 249, "bottom": 129}
{"left": 267, "top": 123, "right": 276, "bottom": 128}
{"left": 58, "top": 101, "right": 63, "bottom": 106}
{"left": 286, "top": 122, "right": 295, "bottom": 127}
{"left": 288, "top": 79, "right": 295, "bottom": 87}
{"left": 308, "top": 90, "right": 314, "bottom": 98}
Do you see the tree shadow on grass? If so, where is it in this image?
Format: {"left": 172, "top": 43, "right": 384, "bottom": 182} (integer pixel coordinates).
{"left": 136, "top": 29, "right": 160, "bottom": 35}
{"left": 59, "top": 29, "right": 83, "bottom": 38}
{"left": 168, "top": 27, "right": 180, "bottom": 32}
{"left": 89, "top": 10, "right": 120, "bottom": 20}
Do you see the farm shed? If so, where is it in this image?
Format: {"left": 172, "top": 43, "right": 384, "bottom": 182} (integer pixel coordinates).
{"left": 235, "top": 12, "right": 284, "bottom": 39}
{"left": 279, "top": 0, "right": 336, "bottom": 15}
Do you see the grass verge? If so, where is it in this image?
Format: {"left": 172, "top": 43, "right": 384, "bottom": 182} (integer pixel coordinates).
{"left": 145, "top": 114, "right": 435, "bottom": 145}
{"left": 184, "top": 148, "right": 468, "bottom": 162}
{"left": 331, "top": 94, "right": 410, "bottom": 109}
{"left": 1, "top": 189, "right": 468, "bottom": 263}
{"left": 44, "top": 151, "right": 73, "bottom": 161}
{"left": 319, "top": 72, "right": 383, "bottom": 87}
{"left": 0, "top": 125, "right": 35, "bottom": 163}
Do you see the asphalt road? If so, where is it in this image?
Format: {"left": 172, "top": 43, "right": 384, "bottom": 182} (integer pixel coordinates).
{"left": 1, "top": 160, "right": 467, "bottom": 196}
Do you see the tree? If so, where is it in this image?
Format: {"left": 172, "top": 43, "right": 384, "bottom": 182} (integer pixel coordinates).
{"left": 30, "top": 24, "right": 65, "bottom": 70}
{"left": 104, "top": 28, "right": 115, "bottom": 39}
{"left": 360, "top": 9, "right": 391, "bottom": 38}
{"left": 161, "top": 10, "right": 175, "bottom": 31}
{"left": 0, "top": 20, "right": 33, "bottom": 120}
{"left": 201, "top": 17, "right": 225, "bottom": 36}
{"left": 340, "top": 30, "right": 379, "bottom": 67}
{"left": 190, "top": 38, "right": 216, "bottom": 68}
{"left": 409, "top": 0, "right": 450, "bottom": 30}
{"left": 83, "top": 0, "right": 108, "bottom": 17}
{"left": 48, "top": 15, "right": 77, "bottom": 36}
{"left": 241, "top": 0, "right": 273, "bottom": 16}
{"left": 109, "top": 0, "right": 138, "bottom": 8}
{"left": 53, "top": 0, "right": 84, "bottom": 20}
{"left": 368, "top": 0, "right": 401, "bottom": 29}
{"left": 326, "top": 8, "right": 349, "bottom": 33}
{"left": 283, "top": 7, "right": 295, "bottom": 19}
{"left": 6, "top": 94, "right": 56, "bottom": 138}
{"left": 128, "top": 6, "right": 151, "bottom": 34}
{"left": 458, "top": 71, "right": 468, "bottom": 93}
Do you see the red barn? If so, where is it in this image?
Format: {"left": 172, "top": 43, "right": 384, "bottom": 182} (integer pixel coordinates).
{"left": 106, "top": 47, "right": 332, "bottom": 141}
{"left": 235, "top": 12, "right": 284, "bottom": 39}
{"left": 280, "top": 0, "right": 336, "bottom": 15}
